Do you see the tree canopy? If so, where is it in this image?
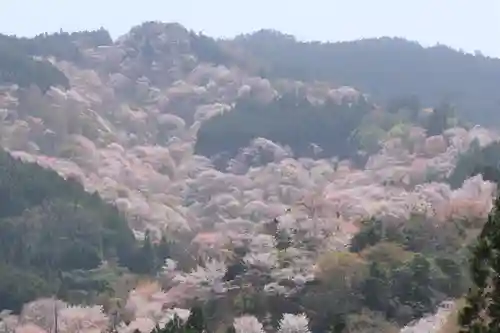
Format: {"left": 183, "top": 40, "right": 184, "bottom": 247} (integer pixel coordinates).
{"left": 458, "top": 166, "right": 500, "bottom": 332}
{"left": 0, "top": 149, "right": 169, "bottom": 312}
{"left": 0, "top": 28, "right": 113, "bottom": 92}
{"left": 195, "top": 94, "right": 373, "bottom": 170}
{"left": 230, "top": 31, "right": 500, "bottom": 126}
{"left": 448, "top": 141, "right": 500, "bottom": 189}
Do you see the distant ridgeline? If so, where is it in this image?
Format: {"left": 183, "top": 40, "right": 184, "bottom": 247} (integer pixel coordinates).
{"left": 230, "top": 31, "right": 500, "bottom": 125}
{"left": 2, "top": 25, "right": 500, "bottom": 126}
{"left": 0, "top": 149, "right": 170, "bottom": 312}
{"left": 0, "top": 29, "right": 112, "bottom": 92}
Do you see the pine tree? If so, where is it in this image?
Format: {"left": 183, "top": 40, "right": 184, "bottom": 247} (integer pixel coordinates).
{"left": 156, "top": 234, "right": 171, "bottom": 269}
{"left": 139, "top": 230, "right": 158, "bottom": 274}
{"left": 459, "top": 194, "right": 500, "bottom": 332}
{"left": 362, "top": 262, "right": 391, "bottom": 314}
{"left": 275, "top": 229, "right": 292, "bottom": 252}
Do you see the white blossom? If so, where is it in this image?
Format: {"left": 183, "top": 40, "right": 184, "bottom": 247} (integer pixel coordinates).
{"left": 278, "top": 313, "right": 310, "bottom": 333}
{"left": 173, "top": 259, "right": 227, "bottom": 295}
{"left": 233, "top": 315, "right": 265, "bottom": 333}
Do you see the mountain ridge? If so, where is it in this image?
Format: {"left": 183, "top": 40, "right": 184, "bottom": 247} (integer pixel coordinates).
{"left": 3, "top": 21, "right": 499, "bottom": 126}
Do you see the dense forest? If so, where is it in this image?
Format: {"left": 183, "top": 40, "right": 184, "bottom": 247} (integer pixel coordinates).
{"left": 228, "top": 30, "right": 500, "bottom": 126}
{"left": 458, "top": 173, "right": 500, "bottom": 332}
{"left": 145, "top": 148, "right": 500, "bottom": 332}
{"left": 0, "top": 28, "right": 112, "bottom": 92}
{"left": 144, "top": 208, "right": 477, "bottom": 332}
{"left": 448, "top": 140, "right": 500, "bottom": 189}
{"left": 0, "top": 137, "right": 478, "bottom": 331}
{"left": 0, "top": 149, "right": 171, "bottom": 312}
{"left": 195, "top": 94, "right": 373, "bottom": 169}
{"left": 195, "top": 92, "right": 455, "bottom": 170}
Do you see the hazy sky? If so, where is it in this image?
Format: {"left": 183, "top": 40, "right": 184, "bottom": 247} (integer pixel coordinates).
{"left": 1, "top": 0, "right": 499, "bottom": 57}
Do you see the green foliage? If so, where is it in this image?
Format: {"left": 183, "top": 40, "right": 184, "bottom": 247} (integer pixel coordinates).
{"left": 232, "top": 32, "right": 500, "bottom": 125}
{"left": 274, "top": 229, "right": 292, "bottom": 252}
{"left": 343, "top": 310, "right": 399, "bottom": 333}
{"left": 0, "top": 149, "right": 166, "bottom": 312}
{"left": 0, "top": 264, "right": 52, "bottom": 313}
{"left": 360, "top": 247, "right": 457, "bottom": 324}
{"left": 352, "top": 124, "right": 386, "bottom": 155}
{"left": 351, "top": 214, "right": 465, "bottom": 256}
{"left": 345, "top": 214, "right": 472, "bottom": 325}
{"left": 386, "top": 95, "right": 421, "bottom": 117}
{"left": 459, "top": 194, "right": 500, "bottom": 332}
{"left": 425, "top": 102, "right": 454, "bottom": 137}
{"left": 1, "top": 29, "right": 112, "bottom": 62}
{"left": 350, "top": 218, "right": 387, "bottom": 253}
{"left": 0, "top": 45, "right": 69, "bottom": 92}
{"left": 127, "top": 231, "right": 172, "bottom": 275}
{"left": 189, "top": 32, "right": 230, "bottom": 65}
{"left": 0, "top": 28, "right": 112, "bottom": 92}
{"left": 220, "top": 211, "right": 473, "bottom": 331}
{"left": 195, "top": 93, "right": 373, "bottom": 170}
{"left": 448, "top": 141, "right": 500, "bottom": 189}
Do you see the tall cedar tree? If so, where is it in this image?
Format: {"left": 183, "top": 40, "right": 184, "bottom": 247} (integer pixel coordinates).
{"left": 459, "top": 190, "right": 500, "bottom": 332}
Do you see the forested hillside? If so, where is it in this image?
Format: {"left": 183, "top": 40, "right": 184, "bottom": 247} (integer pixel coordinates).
{"left": 195, "top": 88, "right": 457, "bottom": 171}
{"left": 0, "top": 29, "right": 112, "bottom": 92}
{"left": 0, "top": 149, "right": 171, "bottom": 312}
{"left": 227, "top": 30, "right": 500, "bottom": 125}
{"left": 0, "top": 21, "right": 498, "bottom": 333}
{"left": 195, "top": 94, "right": 374, "bottom": 170}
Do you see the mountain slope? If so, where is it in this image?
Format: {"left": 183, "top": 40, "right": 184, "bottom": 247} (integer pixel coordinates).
{"left": 0, "top": 29, "right": 113, "bottom": 92}
{"left": 227, "top": 30, "right": 500, "bottom": 125}
{"left": 0, "top": 148, "right": 139, "bottom": 312}
{"left": 0, "top": 21, "right": 497, "bottom": 332}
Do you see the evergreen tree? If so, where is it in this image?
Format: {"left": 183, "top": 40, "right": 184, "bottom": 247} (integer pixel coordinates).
{"left": 459, "top": 194, "right": 500, "bottom": 332}
{"left": 274, "top": 229, "right": 292, "bottom": 252}
{"left": 362, "top": 262, "right": 392, "bottom": 314}
{"left": 156, "top": 234, "right": 171, "bottom": 269}
{"left": 141, "top": 38, "right": 155, "bottom": 64}
{"left": 130, "top": 229, "right": 158, "bottom": 275}
{"left": 184, "top": 306, "right": 206, "bottom": 332}
{"left": 349, "top": 218, "right": 385, "bottom": 253}
{"left": 426, "top": 102, "right": 451, "bottom": 136}
{"left": 223, "top": 245, "right": 247, "bottom": 282}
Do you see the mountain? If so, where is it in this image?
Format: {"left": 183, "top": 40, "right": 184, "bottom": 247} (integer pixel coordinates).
{"left": 0, "top": 21, "right": 497, "bottom": 333}
{"left": 226, "top": 30, "right": 500, "bottom": 126}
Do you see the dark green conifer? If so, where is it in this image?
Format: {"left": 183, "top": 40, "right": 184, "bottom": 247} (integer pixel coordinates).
{"left": 459, "top": 194, "right": 500, "bottom": 332}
